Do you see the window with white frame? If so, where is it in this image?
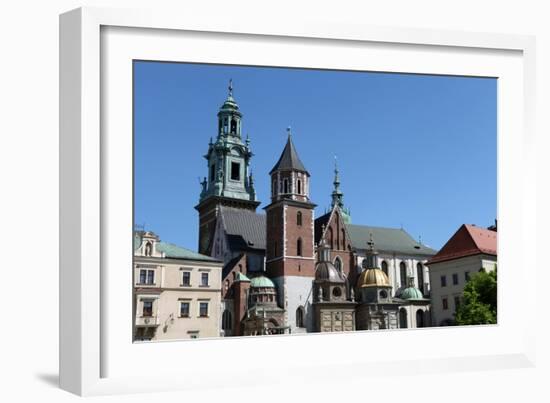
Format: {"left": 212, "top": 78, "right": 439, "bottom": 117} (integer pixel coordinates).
{"left": 180, "top": 301, "right": 190, "bottom": 317}
{"left": 139, "top": 269, "right": 155, "bottom": 285}
{"left": 182, "top": 271, "right": 191, "bottom": 286}
{"left": 142, "top": 300, "right": 153, "bottom": 317}
{"left": 200, "top": 272, "right": 209, "bottom": 286}
{"left": 199, "top": 302, "right": 209, "bottom": 317}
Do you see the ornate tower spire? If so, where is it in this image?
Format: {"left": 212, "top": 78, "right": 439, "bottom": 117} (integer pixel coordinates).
{"left": 329, "top": 156, "right": 352, "bottom": 224}
{"left": 195, "top": 81, "right": 260, "bottom": 255}
{"left": 331, "top": 155, "right": 343, "bottom": 209}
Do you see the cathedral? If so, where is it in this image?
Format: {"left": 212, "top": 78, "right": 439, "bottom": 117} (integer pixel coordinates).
{"left": 196, "top": 81, "right": 434, "bottom": 336}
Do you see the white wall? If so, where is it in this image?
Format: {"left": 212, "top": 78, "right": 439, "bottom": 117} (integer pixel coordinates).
{"left": 2, "top": 1, "right": 549, "bottom": 402}
{"left": 428, "top": 254, "right": 497, "bottom": 326}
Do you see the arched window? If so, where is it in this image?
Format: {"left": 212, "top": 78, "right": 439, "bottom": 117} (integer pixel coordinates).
{"left": 416, "top": 309, "right": 424, "bottom": 328}
{"left": 417, "top": 262, "right": 424, "bottom": 292}
{"left": 273, "top": 241, "right": 278, "bottom": 257}
{"left": 341, "top": 228, "right": 346, "bottom": 250}
{"left": 399, "top": 261, "right": 407, "bottom": 287}
{"left": 272, "top": 180, "right": 276, "bottom": 195}
{"left": 297, "top": 238, "right": 303, "bottom": 256}
{"left": 399, "top": 308, "right": 408, "bottom": 328}
{"left": 297, "top": 211, "right": 302, "bottom": 226}
{"left": 222, "top": 310, "right": 232, "bottom": 330}
{"left": 297, "top": 179, "right": 302, "bottom": 194}
{"left": 381, "top": 261, "right": 388, "bottom": 276}
{"left": 334, "top": 256, "right": 342, "bottom": 273}
{"left": 230, "top": 118, "right": 237, "bottom": 134}
{"left": 283, "top": 179, "right": 289, "bottom": 194}
{"left": 145, "top": 242, "right": 152, "bottom": 257}
{"left": 335, "top": 214, "right": 340, "bottom": 247}
{"left": 296, "top": 307, "right": 305, "bottom": 328}
{"left": 329, "top": 227, "right": 334, "bottom": 249}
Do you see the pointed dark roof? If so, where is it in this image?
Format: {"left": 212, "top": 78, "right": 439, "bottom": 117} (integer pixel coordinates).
{"left": 269, "top": 135, "right": 309, "bottom": 175}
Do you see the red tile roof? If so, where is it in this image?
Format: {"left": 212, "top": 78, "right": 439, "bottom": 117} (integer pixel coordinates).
{"left": 427, "top": 224, "right": 497, "bottom": 265}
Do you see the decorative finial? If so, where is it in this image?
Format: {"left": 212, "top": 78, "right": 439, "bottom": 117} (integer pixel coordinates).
{"left": 287, "top": 126, "right": 292, "bottom": 137}
{"left": 246, "top": 133, "right": 250, "bottom": 145}
{"left": 367, "top": 232, "right": 375, "bottom": 251}
{"left": 228, "top": 79, "right": 233, "bottom": 97}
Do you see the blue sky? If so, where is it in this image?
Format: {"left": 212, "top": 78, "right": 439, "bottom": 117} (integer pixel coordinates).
{"left": 134, "top": 61, "right": 496, "bottom": 251}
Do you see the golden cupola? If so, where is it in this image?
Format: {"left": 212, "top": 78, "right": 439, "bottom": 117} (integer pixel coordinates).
{"left": 357, "top": 268, "right": 390, "bottom": 288}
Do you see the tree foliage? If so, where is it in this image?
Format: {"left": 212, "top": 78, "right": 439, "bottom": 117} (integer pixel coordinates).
{"left": 454, "top": 267, "right": 497, "bottom": 325}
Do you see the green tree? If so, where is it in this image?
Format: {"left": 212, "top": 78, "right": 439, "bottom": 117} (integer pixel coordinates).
{"left": 454, "top": 267, "right": 497, "bottom": 325}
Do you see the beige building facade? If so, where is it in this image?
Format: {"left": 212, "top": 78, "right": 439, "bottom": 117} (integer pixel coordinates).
{"left": 426, "top": 224, "right": 497, "bottom": 326}
{"left": 133, "top": 231, "right": 223, "bottom": 341}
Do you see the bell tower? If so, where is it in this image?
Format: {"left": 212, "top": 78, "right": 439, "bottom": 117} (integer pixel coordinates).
{"left": 195, "top": 80, "right": 260, "bottom": 255}
{"left": 265, "top": 128, "right": 316, "bottom": 333}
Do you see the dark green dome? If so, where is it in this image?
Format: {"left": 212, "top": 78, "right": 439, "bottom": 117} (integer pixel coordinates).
{"left": 400, "top": 286, "right": 424, "bottom": 300}
{"left": 250, "top": 275, "right": 275, "bottom": 288}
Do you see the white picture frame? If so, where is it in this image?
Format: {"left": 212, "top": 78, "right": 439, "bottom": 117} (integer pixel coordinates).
{"left": 59, "top": 6, "right": 537, "bottom": 396}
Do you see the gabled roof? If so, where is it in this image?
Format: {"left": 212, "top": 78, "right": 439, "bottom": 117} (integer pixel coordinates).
{"left": 427, "top": 224, "right": 497, "bottom": 265}
{"left": 269, "top": 135, "right": 308, "bottom": 174}
{"left": 346, "top": 224, "right": 437, "bottom": 257}
{"left": 313, "top": 212, "right": 436, "bottom": 257}
{"left": 220, "top": 206, "right": 266, "bottom": 252}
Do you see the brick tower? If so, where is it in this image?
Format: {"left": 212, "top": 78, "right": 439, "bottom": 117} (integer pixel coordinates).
{"left": 265, "top": 128, "right": 316, "bottom": 333}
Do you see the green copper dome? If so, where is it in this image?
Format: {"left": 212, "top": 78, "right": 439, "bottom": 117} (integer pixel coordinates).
{"left": 235, "top": 272, "right": 250, "bottom": 282}
{"left": 250, "top": 275, "right": 275, "bottom": 288}
{"left": 400, "top": 286, "right": 425, "bottom": 300}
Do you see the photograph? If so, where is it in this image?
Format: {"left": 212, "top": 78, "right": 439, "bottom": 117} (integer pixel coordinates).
{"left": 132, "top": 61, "right": 497, "bottom": 341}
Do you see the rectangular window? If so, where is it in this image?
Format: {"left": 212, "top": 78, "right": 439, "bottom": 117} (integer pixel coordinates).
{"left": 199, "top": 302, "right": 208, "bottom": 317}
{"left": 182, "top": 271, "right": 191, "bottom": 286}
{"left": 201, "top": 272, "right": 209, "bottom": 286}
{"left": 142, "top": 301, "right": 153, "bottom": 317}
{"left": 440, "top": 275, "right": 447, "bottom": 287}
{"left": 452, "top": 273, "right": 459, "bottom": 285}
{"left": 139, "top": 269, "right": 154, "bottom": 285}
{"left": 231, "top": 162, "right": 240, "bottom": 181}
{"left": 442, "top": 297, "right": 448, "bottom": 310}
{"left": 210, "top": 164, "right": 215, "bottom": 182}
{"left": 180, "top": 302, "right": 190, "bottom": 317}
{"left": 465, "top": 271, "right": 470, "bottom": 282}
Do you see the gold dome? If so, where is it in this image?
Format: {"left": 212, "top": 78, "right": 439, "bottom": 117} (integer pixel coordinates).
{"left": 357, "top": 268, "right": 390, "bottom": 288}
